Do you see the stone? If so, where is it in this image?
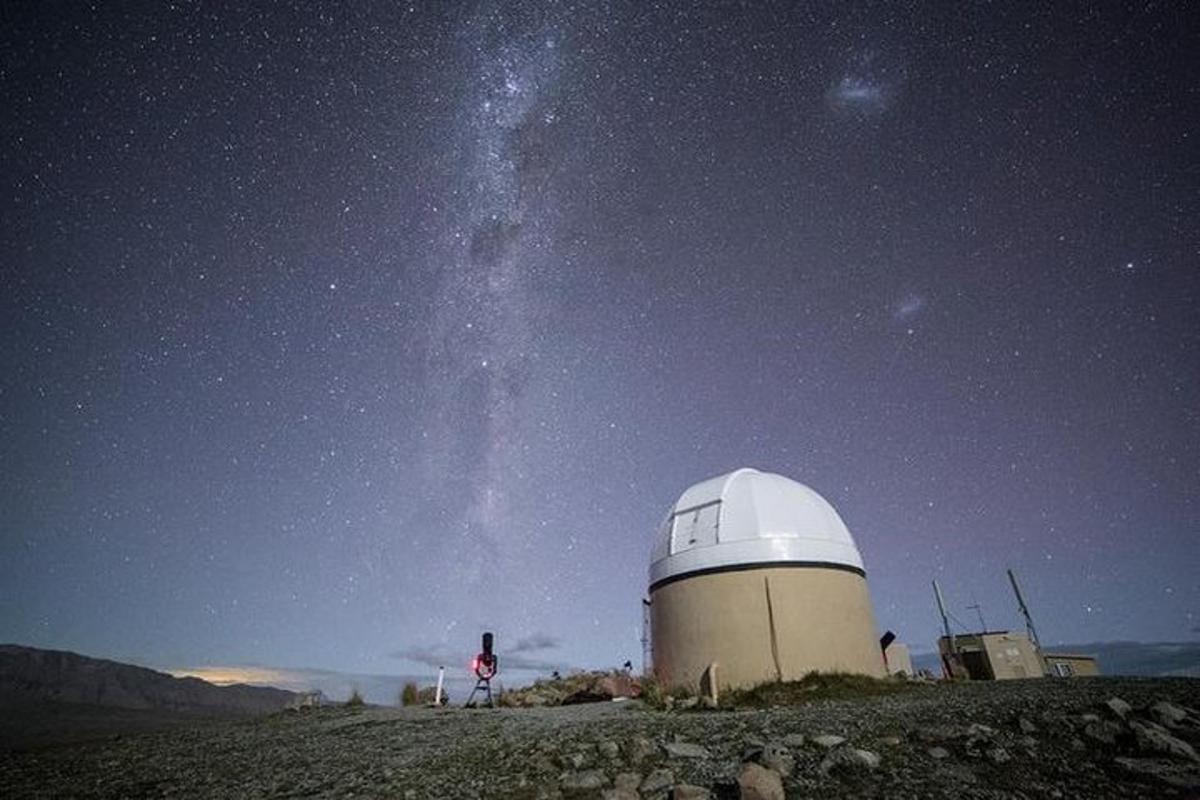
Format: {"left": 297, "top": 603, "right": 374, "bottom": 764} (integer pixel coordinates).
{"left": 986, "top": 747, "right": 1012, "bottom": 764}
{"left": 1083, "top": 720, "right": 1124, "bottom": 746}
{"left": 811, "top": 734, "right": 846, "bottom": 749}
{"left": 677, "top": 696, "right": 699, "bottom": 710}
{"left": 597, "top": 740, "right": 620, "bottom": 760}
{"left": 737, "top": 762, "right": 784, "bottom": 800}
{"left": 671, "top": 785, "right": 712, "bottom": 800}
{"left": 759, "top": 742, "right": 795, "bottom": 777}
{"left": 639, "top": 768, "right": 674, "bottom": 794}
{"left": 662, "top": 741, "right": 709, "bottom": 759}
{"left": 561, "top": 770, "right": 608, "bottom": 793}
{"left": 1104, "top": 697, "right": 1132, "bottom": 720}
{"left": 928, "top": 746, "right": 950, "bottom": 760}
{"left": 880, "top": 736, "right": 902, "bottom": 747}
{"left": 965, "top": 723, "right": 995, "bottom": 738}
{"left": 1150, "top": 701, "right": 1190, "bottom": 729}
{"left": 1114, "top": 757, "right": 1200, "bottom": 790}
{"left": 1132, "top": 721, "right": 1200, "bottom": 762}
{"left": 1018, "top": 717, "right": 1038, "bottom": 734}
{"left": 781, "top": 733, "right": 805, "bottom": 748}
{"left": 613, "top": 773, "right": 641, "bottom": 792}
{"left": 559, "top": 752, "right": 588, "bottom": 770}
{"left": 626, "top": 737, "right": 657, "bottom": 763}
{"left": 601, "top": 791, "right": 639, "bottom": 800}
{"left": 820, "top": 747, "right": 881, "bottom": 774}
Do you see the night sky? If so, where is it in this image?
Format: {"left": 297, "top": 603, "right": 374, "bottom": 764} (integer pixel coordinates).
{"left": 2, "top": 2, "right": 1197, "bottom": 693}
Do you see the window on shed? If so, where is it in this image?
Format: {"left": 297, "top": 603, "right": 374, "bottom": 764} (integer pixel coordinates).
{"left": 671, "top": 501, "right": 720, "bottom": 553}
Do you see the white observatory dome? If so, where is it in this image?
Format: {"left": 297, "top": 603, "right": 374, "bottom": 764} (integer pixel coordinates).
{"left": 649, "top": 468, "right": 864, "bottom": 589}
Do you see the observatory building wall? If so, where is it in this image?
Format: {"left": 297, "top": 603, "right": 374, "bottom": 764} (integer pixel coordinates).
{"left": 648, "top": 468, "right": 887, "bottom": 692}
{"left": 650, "top": 565, "right": 885, "bottom": 689}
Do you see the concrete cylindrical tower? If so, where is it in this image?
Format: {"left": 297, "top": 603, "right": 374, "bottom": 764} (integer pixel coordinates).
{"left": 648, "top": 468, "right": 885, "bottom": 690}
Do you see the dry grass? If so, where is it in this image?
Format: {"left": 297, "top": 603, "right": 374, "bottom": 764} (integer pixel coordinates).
{"left": 720, "top": 671, "right": 921, "bottom": 708}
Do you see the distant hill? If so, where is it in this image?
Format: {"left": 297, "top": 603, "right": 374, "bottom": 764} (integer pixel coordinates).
{"left": 0, "top": 644, "right": 297, "bottom": 717}
{"left": 911, "top": 640, "right": 1200, "bottom": 677}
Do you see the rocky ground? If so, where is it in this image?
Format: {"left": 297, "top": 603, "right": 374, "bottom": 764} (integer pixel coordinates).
{"left": 2, "top": 677, "right": 1198, "bottom": 799}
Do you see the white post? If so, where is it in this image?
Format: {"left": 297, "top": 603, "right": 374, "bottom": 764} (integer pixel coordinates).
{"left": 434, "top": 666, "right": 445, "bottom": 706}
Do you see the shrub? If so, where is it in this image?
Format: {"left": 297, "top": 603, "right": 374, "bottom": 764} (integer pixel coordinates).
{"left": 346, "top": 687, "right": 366, "bottom": 707}
{"left": 639, "top": 674, "right": 664, "bottom": 709}
{"left": 401, "top": 681, "right": 419, "bottom": 706}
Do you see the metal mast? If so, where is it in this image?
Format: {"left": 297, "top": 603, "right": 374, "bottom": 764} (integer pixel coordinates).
{"left": 1007, "top": 568, "right": 1041, "bottom": 649}
{"left": 933, "top": 580, "right": 956, "bottom": 655}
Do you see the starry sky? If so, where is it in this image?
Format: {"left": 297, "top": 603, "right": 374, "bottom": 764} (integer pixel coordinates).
{"left": 2, "top": 2, "right": 1198, "bottom": 692}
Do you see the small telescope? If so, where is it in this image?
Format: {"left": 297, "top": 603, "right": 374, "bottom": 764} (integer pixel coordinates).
{"left": 472, "top": 632, "right": 498, "bottom": 680}
{"left": 465, "top": 631, "right": 497, "bottom": 707}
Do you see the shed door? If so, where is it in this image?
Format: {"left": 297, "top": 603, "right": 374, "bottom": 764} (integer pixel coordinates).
{"left": 672, "top": 502, "right": 720, "bottom": 553}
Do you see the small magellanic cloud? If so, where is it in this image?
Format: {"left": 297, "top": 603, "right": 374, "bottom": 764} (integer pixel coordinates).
{"left": 893, "top": 293, "right": 926, "bottom": 321}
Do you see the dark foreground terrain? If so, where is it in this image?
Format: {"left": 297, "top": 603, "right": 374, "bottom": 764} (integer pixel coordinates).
{"left": 2, "top": 677, "right": 1198, "bottom": 799}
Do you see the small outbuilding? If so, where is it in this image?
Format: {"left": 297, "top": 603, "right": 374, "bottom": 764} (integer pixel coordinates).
{"left": 648, "top": 468, "right": 886, "bottom": 691}
{"left": 1043, "top": 652, "right": 1101, "bottom": 677}
{"left": 937, "top": 631, "right": 1044, "bottom": 680}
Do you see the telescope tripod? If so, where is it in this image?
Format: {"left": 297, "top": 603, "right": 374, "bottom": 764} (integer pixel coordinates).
{"left": 464, "top": 675, "right": 494, "bottom": 708}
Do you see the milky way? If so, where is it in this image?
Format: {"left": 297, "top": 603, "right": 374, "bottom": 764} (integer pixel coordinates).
{"left": 421, "top": 10, "right": 564, "bottom": 589}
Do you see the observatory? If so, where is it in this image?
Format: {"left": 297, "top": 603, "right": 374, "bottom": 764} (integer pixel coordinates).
{"left": 648, "top": 468, "right": 886, "bottom": 691}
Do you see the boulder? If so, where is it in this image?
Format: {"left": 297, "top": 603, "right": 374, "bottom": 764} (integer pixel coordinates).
{"left": 1150, "top": 701, "right": 1190, "bottom": 729}
{"left": 671, "top": 785, "right": 712, "bottom": 799}
{"left": 737, "top": 763, "right": 784, "bottom": 800}
{"left": 1104, "top": 697, "right": 1132, "bottom": 720}
{"left": 1131, "top": 721, "right": 1199, "bottom": 763}
{"left": 613, "top": 773, "right": 641, "bottom": 792}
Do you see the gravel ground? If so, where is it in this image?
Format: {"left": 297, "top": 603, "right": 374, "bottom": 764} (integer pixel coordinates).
{"left": 2, "top": 677, "right": 1199, "bottom": 799}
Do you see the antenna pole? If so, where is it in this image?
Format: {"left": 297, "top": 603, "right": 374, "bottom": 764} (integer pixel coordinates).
{"left": 967, "top": 602, "right": 987, "bottom": 632}
{"left": 933, "top": 580, "right": 956, "bottom": 655}
{"left": 1007, "top": 568, "right": 1041, "bottom": 649}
